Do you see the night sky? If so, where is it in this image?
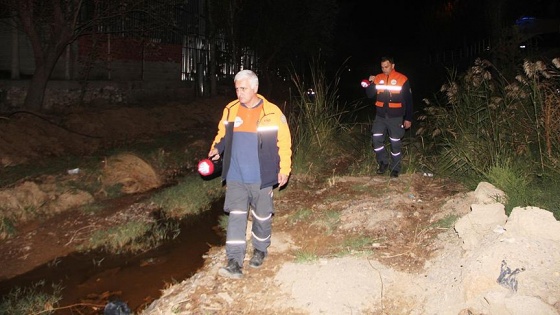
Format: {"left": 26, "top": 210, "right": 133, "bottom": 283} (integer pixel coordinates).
{"left": 335, "top": 1, "right": 424, "bottom": 61}
{"left": 333, "top": 0, "right": 436, "bottom": 103}
{"left": 335, "top": 0, "right": 558, "bottom": 63}
{"left": 332, "top": 0, "right": 559, "bottom": 102}
{"left": 332, "top": 0, "right": 445, "bottom": 101}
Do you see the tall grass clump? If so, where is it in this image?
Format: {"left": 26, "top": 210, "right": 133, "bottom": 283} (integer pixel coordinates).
{"left": 485, "top": 161, "right": 559, "bottom": 216}
{"left": 0, "top": 214, "right": 16, "bottom": 240}
{"left": 484, "top": 162, "right": 532, "bottom": 213}
{"left": 87, "top": 220, "right": 154, "bottom": 253}
{"left": 0, "top": 281, "right": 62, "bottom": 315}
{"left": 150, "top": 174, "right": 223, "bottom": 218}
{"left": 289, "top": 58, "right": 368, "bottom": 176}
{"left": 417, "top": 57, "right": 560, "bottom": 216}
{"left": 83, "top": 174, "right": 223, "bottom": 253}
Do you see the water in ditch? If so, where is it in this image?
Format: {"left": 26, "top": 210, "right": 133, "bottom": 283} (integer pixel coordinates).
{"left": 0, "top": 199, "right": 225, "bottom": 314}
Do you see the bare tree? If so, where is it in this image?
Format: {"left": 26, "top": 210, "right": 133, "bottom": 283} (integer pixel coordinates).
{"left": 0, "top": 0, "right": 182, "bottom": 111}
{"left": 0, "top": 0, "right": 78, "bottom": 111}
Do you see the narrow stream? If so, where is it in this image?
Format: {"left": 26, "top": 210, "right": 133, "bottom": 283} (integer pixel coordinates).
{"left": 0, "top": 199, "right": 225, "bottom": 314}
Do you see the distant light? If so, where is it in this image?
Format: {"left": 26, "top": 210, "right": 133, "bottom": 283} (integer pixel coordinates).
{"left": 515, "top": 16, "right": 536, "bottom": 26}
{"left": 306, "top": 88, "right": 316, "bottom": 101}
{"left": 519, "top": 45, "right": 526, "bottom": 49}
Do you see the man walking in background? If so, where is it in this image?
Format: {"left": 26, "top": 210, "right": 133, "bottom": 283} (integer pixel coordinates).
{"left": 208, "top": 69, "right": 292, "bottom": 279}
{"left": 365, "top": 56, "right": 413, "bottom": 178}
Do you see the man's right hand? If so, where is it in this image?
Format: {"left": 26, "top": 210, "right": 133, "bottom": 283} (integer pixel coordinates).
{"left": 208, "top": 148, "right": 220, "bottom": 160}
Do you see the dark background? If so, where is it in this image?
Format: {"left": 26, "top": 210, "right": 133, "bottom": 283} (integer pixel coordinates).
{"left": 332, "top": 0, "right": 560, "bottom": 104}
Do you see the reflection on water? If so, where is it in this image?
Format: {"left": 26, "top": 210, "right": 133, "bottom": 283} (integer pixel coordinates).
{"left": 0, "top": 199, "right": 224, "bottom": 314}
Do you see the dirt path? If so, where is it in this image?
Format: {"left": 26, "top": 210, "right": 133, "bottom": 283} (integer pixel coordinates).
{"left": 140, "top": 175, "right": 560, "bottom": 315}
{"left": 140, "top": 174, "right": 469, "bottom": 314}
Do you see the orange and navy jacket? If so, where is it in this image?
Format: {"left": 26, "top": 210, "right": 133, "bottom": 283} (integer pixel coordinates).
{"left": 211, "top": 94, "right": 292, "bottom": 188}
{"left": 365, "top": 70, "right": 413, "bottom": 121}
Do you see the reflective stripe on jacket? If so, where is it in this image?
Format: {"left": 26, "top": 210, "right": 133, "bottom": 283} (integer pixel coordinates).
{"left": 374, "top": 71, "right": 407, "bottom": 108}
{"left": 212, "top": 95, "right": 292, "bottom": 188}
{"left": 365, "top": 70, "right": 413, "bottom": 121}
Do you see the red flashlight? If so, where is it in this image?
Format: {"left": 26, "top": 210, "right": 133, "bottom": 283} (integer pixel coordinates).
{"left": 361, "top": 79, "right": 371, "bottom": 88}
{"left": 198, "top": 156, "right": 222, "bottom": 176}
{"left": 198, "top": 158, "right": 215, "bottom": 176}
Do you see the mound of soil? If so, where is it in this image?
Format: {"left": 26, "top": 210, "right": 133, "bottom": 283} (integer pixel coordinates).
{"left": 101, "top": 153, "right": 162, "bottom": 194}
{"left": 0, "top": 97, "right": 227, "bottom": 168}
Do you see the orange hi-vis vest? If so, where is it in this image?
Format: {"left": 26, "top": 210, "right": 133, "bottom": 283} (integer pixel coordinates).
{"left": 373, "top": 71, "right": 408, "bottom": 109}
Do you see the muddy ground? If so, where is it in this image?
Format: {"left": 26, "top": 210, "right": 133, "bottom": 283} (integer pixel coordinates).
{"left": 0, "top": 96, "right": 227, "bottom": 281}
{"left": 1, "top": 96, "right": 559, "bottom": 315}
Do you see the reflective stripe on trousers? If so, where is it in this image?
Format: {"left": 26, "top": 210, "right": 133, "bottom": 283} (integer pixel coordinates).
{"left": 224, "top": 181, "right": 274, "bottom": 265}
{"left": 372, "top": 116, "right": 405, "bottom": 172}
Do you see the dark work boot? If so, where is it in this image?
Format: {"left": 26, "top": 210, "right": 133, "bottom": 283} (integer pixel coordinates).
{"left": 376, "top": 162, "right": 389, "bottom": 175}
{"left": 218, "top": 259, "right": 243, "bottom": 279}
{"left": 249, "top": 249, "right": 266, "bottom": 268}
{"left": 390, "top": 170, "right": 399, "bottom": 178}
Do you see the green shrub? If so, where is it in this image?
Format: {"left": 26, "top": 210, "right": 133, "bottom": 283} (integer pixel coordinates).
{"left": 417, "top": 57, "right": 560, "bottom": 213}
{"left": 288, "top": 57, "right": 369, "bottom": 177}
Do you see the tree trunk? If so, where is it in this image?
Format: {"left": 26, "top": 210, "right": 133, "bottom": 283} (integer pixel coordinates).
{"left": 24, "top": 66, "right": 50, "bottom": 112}
{"left": 24, "top": 50, "right": 60, "bottom": 112}
{"left": 10, "top": 14, "right": 20, "bottom": 80}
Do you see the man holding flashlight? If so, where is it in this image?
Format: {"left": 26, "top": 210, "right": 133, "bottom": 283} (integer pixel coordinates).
{"left": 208, "top": 69, "right": 292, "bottom": 279}
{"left": 364, "top": 56, "right": 413, "bottom": 178}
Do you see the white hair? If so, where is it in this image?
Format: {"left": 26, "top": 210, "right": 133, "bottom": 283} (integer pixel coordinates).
{"left": 234, "top": 70, "right": 259, "bottom": 88}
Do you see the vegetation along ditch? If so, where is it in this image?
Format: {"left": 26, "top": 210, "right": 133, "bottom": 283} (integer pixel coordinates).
{"left": 0, "top": 199, "right": 225, "bottom": 314}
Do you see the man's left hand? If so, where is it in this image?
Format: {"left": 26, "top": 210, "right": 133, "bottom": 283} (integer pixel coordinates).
{"left": 278, "top": 173, "right": 289, "bottom": 187}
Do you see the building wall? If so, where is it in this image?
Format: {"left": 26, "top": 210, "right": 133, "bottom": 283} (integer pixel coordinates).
{"left": 0, "top": 20, "right": 193, "bottom": 112}
{"left": 0, "top": 19, "right": 184, "bottom": 82}
{"left": 76, "top": 35, "right": 183, "bottom": 81}
{"left": 0, "top": 79, "right": 196, "bottom": 113}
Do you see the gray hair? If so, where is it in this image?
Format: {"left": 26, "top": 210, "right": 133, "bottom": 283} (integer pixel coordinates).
{"left": 234, "top": 70, "right": 259, "bottom": 88}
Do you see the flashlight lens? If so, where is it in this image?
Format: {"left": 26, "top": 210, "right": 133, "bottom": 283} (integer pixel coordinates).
{"left": 198, "top": 159, "right": 214, "bottom": 176}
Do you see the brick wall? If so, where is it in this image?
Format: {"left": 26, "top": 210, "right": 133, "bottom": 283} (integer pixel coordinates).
{"left": 0, "top": 21, "right": 185, "bottom": 82}
{"left": 77, "top": 35, "right": 183, "bottom": 81}
{"left": 78, "top": 35, "right": 182, "bottom": 63}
